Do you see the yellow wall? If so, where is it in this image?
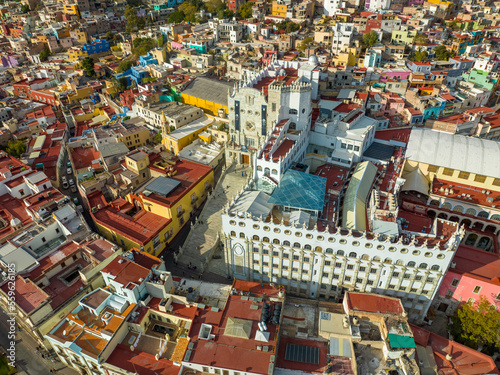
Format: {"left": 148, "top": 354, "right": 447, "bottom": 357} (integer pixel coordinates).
{"left": 95, "top": 221, "right": 173, "bottom": 256}
{"left": 68, "top": 87, "right": 94, "bottom": 105}
{"left": 63, "top": 4, "right": 80, "bottom": 17}
{"left": 118, "top": 127, "right": 151, "bottom": 149}
{"left": 68, "top": 48, "right": 87, "bottom": 62}
{"left": 140, "top": 170, "right": 214, "bottom": 243}
{"left": 163, "top": 124, "right": 211, "bottom": 155}
{"left": 181, "top": 93, "right": 228, "bottom": 117}
{"left": 272, "top": 2, "right": 287, "bottom": 17}
{"left": 403, "top": 159, "right": 500, "bottom": 191}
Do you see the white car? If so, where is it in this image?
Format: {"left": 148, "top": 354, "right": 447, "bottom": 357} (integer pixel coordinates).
{"left": 69, "top": 179, "right": 75, "bottom": 186}
{"left": 67, "top": 167, "right": 72, "bottom": 175}
{"left": 61, "top": 176, "right": 69, "bottom": 189}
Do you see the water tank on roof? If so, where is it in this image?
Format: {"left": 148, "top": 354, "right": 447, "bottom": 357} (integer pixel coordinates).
{"left": 308, "top": 55, "right": 319, "bottom": 65}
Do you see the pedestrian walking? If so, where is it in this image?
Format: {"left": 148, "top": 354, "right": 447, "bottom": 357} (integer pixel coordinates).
{"left": 199, "top": 274, "right": 202, "bottom": 280}
{"left": 242, "top": 171, "right": 244, "bottom": 177}
{"left": 182, "top": 271, "right": 185, "bottom": 276}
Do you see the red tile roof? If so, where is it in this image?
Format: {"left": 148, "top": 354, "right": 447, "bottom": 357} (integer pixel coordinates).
{"left": 346, "top": 292, "right": 404, "bottom": 315}
{"left": 0, "top": 276, "right": 49, "bottom": 314}
{"left": 101, "top": 256, "right": 151, "bottom": 288}
{"left": 276, "top": 336, "right": 332, "bottom": 374}
{"left": 411, "top": 324, "right": 500, "bottom": 375}
{"left": 106, "top": 344, "right": 179, "bottom": 375}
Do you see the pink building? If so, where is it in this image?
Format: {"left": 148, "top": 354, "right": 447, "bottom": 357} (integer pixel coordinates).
{"left": 434, "top": 245, "right": 500, "bottom": 315}
{"left": 379, "top": 69, "right": 411, "bottom": 83}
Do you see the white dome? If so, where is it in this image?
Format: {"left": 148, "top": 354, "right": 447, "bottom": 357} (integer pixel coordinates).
{"left": 308, "top": 55, "right": 319, "bottom": 65}
{"left": 10, "top": 217, "right": 21, "bottom": 227}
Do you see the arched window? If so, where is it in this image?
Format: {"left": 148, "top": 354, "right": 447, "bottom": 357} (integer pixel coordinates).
{"left": 273, "top": 239, "right": 280, "bottom": 244}
{"left": 263, "top": 237, "right": 270, "bottom": 243}
{"left": 230, "top": 231, "right": 236, "bottom": 237}
{"left": 419, "top": 263, "right": 428, "bottom": 269}
{"left": 304, "top": 245, "right": 312, "bottom": 250}
{"left": 396, "top": 260, "right": 404, "bottom": 266}
{"left": 289, "top": 109, "right": 298, "bottom": 115}
{"left": 349, "top": 252, "right": 357, "bottom": 258}
{"left": 253, "top": 235, "right": 259, "bottom": 241}
{"left": 408, "top": 261, "right": 416, "bottom": 267}
{"left": 325, "top": 248, "right": 334, "bottom": 254}
{"left": 283, "top": 240, "right": 290, "bottom": 246}
{"left": 384, "top": 258, "right": 392, "bottom": 264}
{"left": 293, "top": 242, "right": 301, "bottom": 248}
{"left": 239, "top": 233, "right": 245, "bottom": 238}
{"left": 431, "top": 265, "right": 440, "bottom": 271}
{"left": 337, "top": 250, "right": 345, "bottom": 256}
{"left": 257, "top": 166, "right": 263, "bottom": 171}
{"left": 373, "top": 256, "right": 381, "bottom": 262}
{"left": 271, "top": 169, "right": 278, "bottom": 175}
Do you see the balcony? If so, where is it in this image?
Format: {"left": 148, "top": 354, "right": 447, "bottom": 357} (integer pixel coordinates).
{"left": 177, "top": 209, "right": 185, "bottom": 218}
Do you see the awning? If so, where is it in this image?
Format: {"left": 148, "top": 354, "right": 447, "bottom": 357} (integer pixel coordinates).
{"left": 388, "top": 333, "right": 416, "bottom": 349}
{"left": 401, "top": 168, "right": 430, "bottom": 196}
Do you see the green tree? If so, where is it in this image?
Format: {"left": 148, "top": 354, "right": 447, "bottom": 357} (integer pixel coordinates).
{"left": 206, "top": 0, "right": 223, "bottom": 13}
{"left": 5, "top": 140, "right": 26, "bottom": 158}
{"left": 179, "top": 3, "right": 197, "bottom": 22}
{"left": 362, "top": 30, "right": 378, "bottom": 48}
{"left": 168, "top": 11, "right": 185, "bottom": 24}
{"left": 412, "top": 48, "right": 428, "bottom": 62}
{"left": 152, "top": 129, "right": 162, "bottom": 145}
{"left": 39, "top": 45, "right": 50, "bottom": 62}
{"left": 117, "top": 60, "right": 133, "bottom": 73}
{"left": 237, "top": 1, "right": 253, "bottom": 19}
{"left": 299, "top": 37, "right": 313, "bottom": 51}
{"left": 105, "top": 31, "right": 114, "bottom": 41}
{"left": 117, "top": 77, "right": 128, "bottom": 92}
{"left": 20, "top": 3, "right": 30, "bottom": 13}
{"left": 218, "top": 9, "right": 234, "bottom": 19}
{"left": 448, "top": 20, "right": 460, "bottom": 31}
{"left": 277, "top": 21, "right": 300, "bottom": 33}
{"left": 449, "top": 297, "right": 500, "bottom": 355}
{"left": 81, "top": 56, "right": 95, "bottom": 77}
{"left": 125, "top": 5, "right": 145, "bottom": 33}
{"left": 414, "top": 33, "right": 429, "bottom": 46}
{"left": 434, "top": 45, "right": 453, "bottom": 61}
{"left": 133, "top": 37, "right": 156, "bottom": 56}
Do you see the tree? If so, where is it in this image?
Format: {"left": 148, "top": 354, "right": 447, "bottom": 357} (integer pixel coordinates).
{"left": 133, "top": 37, "right": 156, "bottom": 56}
{"left": 117, "top": 60, "right": 133, "bottom": 73}
{"left": 39, "top": 45, "right": 50, "bottom": 62}
{"left": 237, "top": 1, "right": 253, "bottom": 19}
{"left": 105, "top": 31, "right": 114, "bottom": 41}
{"left": 20, "top": 3, "right": 30, "bottom": 13}
{"left": 448, "top": 20, "right": 460, "bottom": 31}
{"left": 206, "top": 0, "right": 223, "bottom": 13}
{"left": 299, "top": 37, "right": 313, "bottom": 51}
{"left": 363, "top": 30, "right": 378, "bottom": 48}
{"left": 152, "top": 129, "right": 162, "bottom": 145}
{"left": 168, "top": 11, "right": 185, "bottom": 24}
{"left": 434, "top": 45, "right": 453, "bottom": 61}
{"left": 125, "top": 5, "right": 145, "bottom": 34}
{"left": 117, "top": 77, "right": 128, "bottom": 92}
{"left": 5, "top": 140, "right": 26, "bottom": 158}
{"left": 449, "top": 297, "right": 500, "bottom": 355}
{"left": 412, "top": 48, "right": 428, "bottom": 62}
{"left": 179, "top": 3, "right": 197, "bottom": 22}
{"left": 414, "top": 33, "right": 429, "bottom": 46}
{"left": 218, "top": 9, "right": 233, "bottom": 19}
{"left": 81, "top": 56, "right": 95, "bottom": 77}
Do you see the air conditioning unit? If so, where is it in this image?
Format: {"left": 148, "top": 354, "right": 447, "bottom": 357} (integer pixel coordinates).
{"left": 450, "top": 262, "right": 456, "bottom": 269}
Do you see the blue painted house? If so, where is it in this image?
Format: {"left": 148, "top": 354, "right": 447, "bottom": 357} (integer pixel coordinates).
{"left": 82, "top": 39, "right": 110, "bottom": 55}
{"left": 139, "top": 52, "right": 158, "bottom": 67}
{"left": 116, "top": 65, "right": 150, "bottom": 87}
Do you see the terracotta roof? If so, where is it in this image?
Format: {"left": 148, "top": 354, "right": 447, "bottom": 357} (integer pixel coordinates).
{"left": 0, "top": 276, "right": 49, "bottom": 314}
{"left": 346, "top": 292, "right": 404, "bottom": 315}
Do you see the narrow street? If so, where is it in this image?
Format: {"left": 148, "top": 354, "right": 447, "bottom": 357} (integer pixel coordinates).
{"left": 0, "top": 309, "right": 77, "bottom": 374}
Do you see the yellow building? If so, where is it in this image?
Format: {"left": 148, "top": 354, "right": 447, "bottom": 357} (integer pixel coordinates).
{"left": 403, "top": 128, "right": 500, "bottom": 221}
{"left": 63, "top": 4, "right": 80, "bottom": 17}
{"left": 272, "top": 1, "right": 288, "bottom": 17}
{"left": 92, "top": 153, "right": 214, "bottom": 256}
{"left": 181, "top": 77, "right": 232, "bottom": 117}
{"left": 67, "top": 86, "right": 94, "bottom": 104}
{"left": 68, "top": 47, "right": 88, "bottom": 62}
{"left": 162, "top": 114, "right": 213, "bottom": 155}
{"left": 71, "top": 29, "right": 88, "bottom": 44}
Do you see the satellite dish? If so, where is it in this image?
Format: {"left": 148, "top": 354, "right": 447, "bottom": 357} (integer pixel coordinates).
{"left": 374, "top": 94, "right": 381, "bottom": 103}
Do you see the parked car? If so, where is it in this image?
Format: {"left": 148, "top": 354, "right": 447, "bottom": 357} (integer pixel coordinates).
{"left": 67, "top": 167, "right": 72, "bottom": 175}
{"left": 71, "top": 186, "right": 77, "bottom": 193}
{"left": 61, "top": 176, "right": 68, "bottom": 189}
{"left": 69, "top": 179, "right": 75, "bottom": 186}
{"left": 67, "top": 161, "right": 71, "bottom": 167}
